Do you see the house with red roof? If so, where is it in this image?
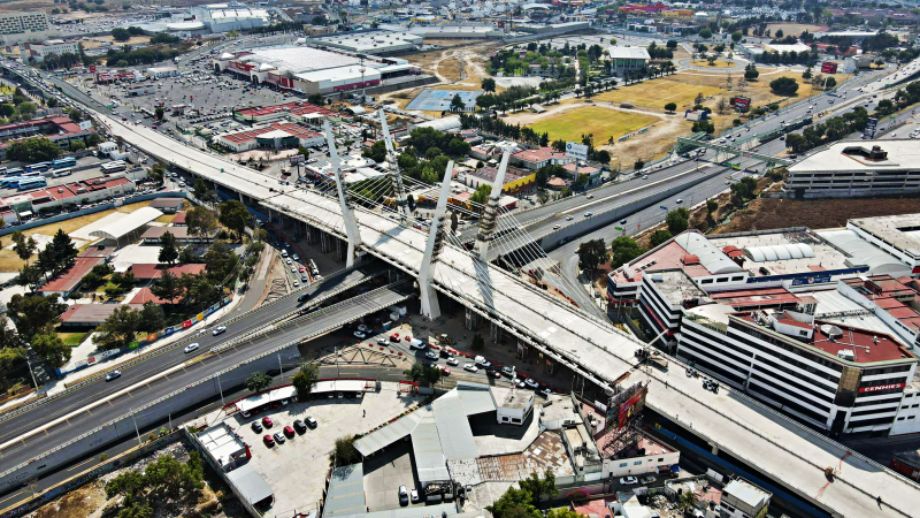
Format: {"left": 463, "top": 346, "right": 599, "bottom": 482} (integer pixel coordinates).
{"left": 129, "top": 263, "right": 207, "bottom": 281}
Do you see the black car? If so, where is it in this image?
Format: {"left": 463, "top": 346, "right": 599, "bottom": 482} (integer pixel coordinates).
{"left": 293, "top": 419, "right": 307, "bottom": 434}
{"left": 251, "top": 421, "right": 263, "bottom": 433}
{"left": 297, "top": 293, "right": 310, "bottom": 305}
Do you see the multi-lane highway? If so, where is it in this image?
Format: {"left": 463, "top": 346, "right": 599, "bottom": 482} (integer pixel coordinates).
{"left": 0, "top": 266, "right": 389, "bottom": 476}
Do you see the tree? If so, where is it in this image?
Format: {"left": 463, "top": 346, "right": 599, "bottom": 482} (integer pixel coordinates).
{"left": 488, "top": 486, "right": 540, "bottom": 518}
{"left": 6, "top": 137, "right": 61, "bottom": 163}
{"left": 744, "top": 63, "right": 759, "bottom": 81}
{"left": 151, "top": 270, "right": 182, "bottom": 303}
{"left": 95, "top": 306, "right": 141, "bottom": 350}
{"left": 31, "top": 333, "right": 70, "bottom": 368}
{"left": 450, "top": 93, "right": 466, "bottom": 113}
{"left": 332, "top": 435, "right": 361, "bottom": 466}
{"left": 666, "top": 208, "right": 690, "bottom": 235}
{"left": 105, "top": 452, "right": 203, "bottom": 517}
{"left": 610, "top": 236, "right": 643, "bottom": 269}
{"left": 731, "top": 30, "right": 743, "bottom": 43}
{"left": 138, "top": 303, "right": 165, "bottom": 333}
{"left": 218, "top": 200, "right": 251, "bottom": 240}
{"left": 405, "top": 363, "right": 441, "bottom": 386}
{"left": 186, "top": 206, "right": 218, "bottom": 237}
{"left": 770, "top": 77, "right": 799, "bottom": 96}
{"left": 158, "top": 231, "right": 179, "bottom": 266}
{"left": 481, "top": 77, "right": 496, "bottom": 92}
{"left": 193, "top": 178, "right": 215, "bottom": 202}
{"left": 650, "top": 229, "right": 673, "bottom": 247}
{"left": 11, "top": 232, "right": 36, "bottom": 264}
{"left": 825, "top": 76, "right": 837, "bottom": 89}
{"left": 292, "top": 362, "right": 319, "bottom": 400}
{"left": 664, "top": 102, "right": 677, "bottom": 113}
{"left": 245, "top": 371, "right": 272, "bottom": 393}
{"left": 577, "top": 239, "right": 607, "bottom": 273}
{"left": 154, "top": 106, "right": 165, "bottom": 120}
{"left": 470, "top": 184, "right": 492, "bottom": 205}
{"left": 699, "top": 27, "right": 712, "bottom": 39}
{"left": 363, "top": 140, "right": 387, "bottom": 163}
{"left": 111, "top": 27, "right": 131, "bottom": 41}
{"left": 633, "top": 159, "right": 645, "bottom": 171}
{"left": 518, "top": 469, "right": 558, "bottom": 504}
{"left": 7, "top": 293, "right": 65, "bottom": 340}
{"left": 48, "top": 229, "right": 78, "bottom": 274}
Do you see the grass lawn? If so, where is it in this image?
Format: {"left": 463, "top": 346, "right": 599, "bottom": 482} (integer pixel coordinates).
{"left": 594, "top": 79, "right": 724, "bottom": 111}
{"left": 691, "top": 59, "right": 736, "bottom": 69}
{"left": 58, "top": 332, "right": 89, "bottom": 347}
{"left": 529, "top": 106, "right": 658, "bottom": 143}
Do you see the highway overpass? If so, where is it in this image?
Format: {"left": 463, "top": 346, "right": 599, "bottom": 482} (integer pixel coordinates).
{"left": 78, "top": 110, "right": 920, "bottom": 517}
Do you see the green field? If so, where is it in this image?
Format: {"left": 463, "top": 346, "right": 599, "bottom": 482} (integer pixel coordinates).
{"left": 529, "top": 106, "right": 658, "bottom": 143}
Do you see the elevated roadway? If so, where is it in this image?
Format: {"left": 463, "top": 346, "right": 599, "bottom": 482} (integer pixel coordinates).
{"left": 89, "top": 112, "right": 920, "bottom": 517}
{"left": 0, "top": 283, "right": 411, "bottom": 484}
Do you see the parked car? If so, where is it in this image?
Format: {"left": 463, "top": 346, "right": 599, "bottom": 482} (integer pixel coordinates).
{"left": 305, "top": 416, "right": 318, "bottom": 429}
{"left": 410, "top": 488, "right": 420, "bottom": 503}
{"left": 283, "top": 425, "right": 295, "bottom": 438}
{"left": 105, "top": 370, "right": 122, "bottom": 382}
{"left": 389, "top": 333, "right": 400, "bottom": 343}
{"left": 620, "top": 476, "right": 639, "bottom": 485}
{"left": 293, "top": 419, "right": 307, "bottom": 434}
{"left": 398, "top": 486, "right": 409, "bottom": 506}
{"left": 273, "top": 432, "right": 286, "bottom": 444}
{"left": 377, "top": 337, "right": 389, "bottom": 345}
{"left": 641, "top": 475, "right": 656, "bottom": 485}
{"left": 464, "top": 363, "right": 479, "bottom": 373}
{"left": 262, "top": 416, "right": 274, "bottom": 428}
{"left": 212, "top": 326, "right": 227, "bottom": 336}
{"left": 524, "top": 378, "right": 539, "bottom": 389}
{"left": 474, "top": 355, "right": 492, "bottom": 368}
{"left": 353, "top": 330, "right": 367, "bottom": 339}
{"left": 251, "top": 421, "right": 263, "bottom": 433}
{"left": 183, "top": 342, "right": 200, "bottom": 353}
{"left": 501, "top": 366, "right": 515, "bottom": 377}
{"left": 263, "top": 434, "right": 275, "bottom": 447}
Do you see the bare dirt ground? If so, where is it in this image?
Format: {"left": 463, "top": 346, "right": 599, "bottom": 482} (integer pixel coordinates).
{"left": 765, "top": 23, "right": 828, "bottom": 37}
{"left": 713, "top": 197, "right": 920, "bottom": 234}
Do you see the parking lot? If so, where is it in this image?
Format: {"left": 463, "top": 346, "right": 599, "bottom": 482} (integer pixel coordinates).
{"left": 363, "top": 442, "right": 421, "bottom": 512}
{"left": 227, "top": 382, "right": 423, "bottom": 517}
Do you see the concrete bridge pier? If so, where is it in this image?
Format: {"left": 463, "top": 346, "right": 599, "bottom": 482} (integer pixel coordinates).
{"left": 464, "top": 308, "right": 479, "bottom": 330}
{"left": 489, "top": 321, "right": 501, "bottom": 342}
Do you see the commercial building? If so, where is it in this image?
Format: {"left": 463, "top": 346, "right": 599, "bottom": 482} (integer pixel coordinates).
{"left": 762, "top": 42, "right": 813, "bottom": 54}
{"left": 785, "top": 140, "right": 920, "bottom": 199}
{"left": 233, "top": 101, "right": 334, "bottom": 124}
{"left": 0, "top": 11, "right": 51, "bottom": 44}
{"left": 0, "top": 176, "right": 136, "bottom": 224}
{"left": 607, "top": 46, "right": 650, "bottom": 74}
{"left": 511, "top": 146, "right": 574, "bottom": 170}
{"left": 312, "top": 30, "right": 423, "bottom": 55}
{"left": 0, "top": 115, "right": 95, "bottom": 157}
{"left": 609, "top": 216, "right": 920, "bottom": 436}
{"left": 721, "top": 478, "right": 772, "bottom": 518}
{"left": 214, "top": 45, "right": 418, "bottom": 96}
{"left": 190, "top": 3, "right": 270, "bottom": 33}
{"left": 213, "top": 121, "right": 323, "bottom": 153}
{"left": 23, "top": 39, "right": 79, "bottom": 63}
{"left": 462, "top": 164, "right": 535, "bottom": 193}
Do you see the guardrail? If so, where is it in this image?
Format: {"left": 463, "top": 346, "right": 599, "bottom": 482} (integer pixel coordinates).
{"left": 0, "top": 265, "right": 375, "bottom": 424}
{"left": 0, "top": 283, "right": 413, "bottom": 488}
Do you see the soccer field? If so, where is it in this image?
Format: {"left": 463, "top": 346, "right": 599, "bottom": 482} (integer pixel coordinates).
{"left": 528, "top": 106, "right": 659, "bottom": 143}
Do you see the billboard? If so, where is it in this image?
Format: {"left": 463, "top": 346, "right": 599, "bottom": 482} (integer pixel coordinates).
{"left": 821, "top": 61, "right": 838, "bottom": 74}
{"left": 864, "top": 117, "right": 878, "bottom": 138}
{"left": 607, "top": 382, "right": 648, "bottom": 430}
{"left": 566, "top": 142, "right": 589, "bottom": 161}
{"left": 858, "top": 382, "right": 906, "bottom": 394}
{"left": 731, "top": 96, "right": 751, "bottom": 112}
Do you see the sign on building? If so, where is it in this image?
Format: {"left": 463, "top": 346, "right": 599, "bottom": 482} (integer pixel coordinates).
{"left": 565, "top": 142, "right": 589, "bottom": 161}
{"left": 821, "top": 61, "right": 838, "bottom": 74}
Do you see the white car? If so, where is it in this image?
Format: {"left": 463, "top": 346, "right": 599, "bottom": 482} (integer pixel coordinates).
{"left": 377, "top": 337, "right": 389, "bottom": 345}
{"left": 212, "top": 326, "right": 227, "bottom": 336}
{"left": 447, "top": 357, "right": 460, "bottom": 367}
{"left": 619, "top": 476, "right": 639, "bottom": 485}
{"left": 410, "top": 488, "right": 420, "bottom": 503}
{"left": 463, "top": 363, "right": 479, "bottom": 373}
{"left": 524, "top": 378, "right": 539, "bottom": 389}
{"left": 184, "top": 342, "right": 200, "bottom": 353}
{"left": 353, "top": 330, "right": 367, "bottom": 339}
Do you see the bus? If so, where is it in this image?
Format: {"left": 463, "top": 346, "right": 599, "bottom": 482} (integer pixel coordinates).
{"left": 1, "top": 177, "right": 24, "bottom": 188}
{"left": 52, "top": 157, "right": 77, "bottom": 170}
{"left": 100, "top": 160, "right": 127, "bottom": 174}
{"left": 25, "top": 162, "right": 51, "bottom": 173}
{"left": 16, "top": 177, "right": 47, "bottom": 191}
{"left": 51, "top": 168, "right": 73, "bottom": 178}
{"left": 4, "top": 167, "right": 23, "bottom": 177}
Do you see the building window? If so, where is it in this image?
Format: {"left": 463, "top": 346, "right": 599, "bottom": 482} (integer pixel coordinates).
{"left": 619, "top": 462, "right": 628, "bottom": 468}
{"left": 658, "top": 458, "right": 664, "bottom": 462}
{"left": 633, "top": 461, "right": 642, "bottom": 465}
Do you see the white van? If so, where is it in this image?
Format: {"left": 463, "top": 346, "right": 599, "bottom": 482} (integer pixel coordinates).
{"left": 409, "top": 338, "right": 426, "bottom": 350}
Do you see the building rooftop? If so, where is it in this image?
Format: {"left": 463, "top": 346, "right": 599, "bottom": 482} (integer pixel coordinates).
{"left": 129, "top": 263, "right": 206, "bottom": 280}
{"left": 647, "top": 269, "right": 706, "bottom": 306}
{"left": 60, "top": 303, "right": 145, "bottom": 325}
{"left": 789, "top": 140, "right": 920, "bottom": 174}
{"left": 607, "top": 46, "right": 652, "bottom": 60}
{"left": 234, "top": 101, "right": 333, "bottom": 120}
{"left": 848, "top": 213, "right": 920, "bottom": 261}
{"left": 708, "top": 230, "right": 852, "bottom": 277}
{"left": 724, "top": 478, "right": 771, "bottom": 508}
{"left": 216, "top": 121, "right": 321, "bottom": 146}
{"left": 512, "top": 147, "right": 569, "bottom": 164}
{"left": 38, "top": 256, "right": 103, "bottom": 294}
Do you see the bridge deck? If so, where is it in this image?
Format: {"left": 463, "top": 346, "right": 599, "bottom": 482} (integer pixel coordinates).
{"left": 101, "top": 115, "right": 920, "bottom": 517}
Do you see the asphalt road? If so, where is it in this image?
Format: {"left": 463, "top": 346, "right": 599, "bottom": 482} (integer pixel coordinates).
{"left": 0, "top": 266, "right": 383, "bottom": 476}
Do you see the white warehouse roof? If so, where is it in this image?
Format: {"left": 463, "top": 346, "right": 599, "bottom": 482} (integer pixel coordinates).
{"left": 86, "top": 206, "right": 163, "bottom": 241}
{"left": 745, "top": 243, "right": 815, "bottom": 262}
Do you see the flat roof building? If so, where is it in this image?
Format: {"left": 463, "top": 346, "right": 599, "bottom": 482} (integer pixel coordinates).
{"left": 607, "top": 46, "right": 650, "bottom": 74}
{"left": 0, "top": 11, "right": 51, "bottom": 44}
{"left": 786, "top": 140, "right": 920, "bottom": 199}
{"left": 312, "top": 30, "right": 423, "bottom": 55}
{"left": 213, "top": 121, "right": 323, "bottom": 153}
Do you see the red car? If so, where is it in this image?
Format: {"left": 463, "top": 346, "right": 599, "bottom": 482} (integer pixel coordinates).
{"left": 283, "top": 425, "right": 295, "bottom": 438}
{"left": 437, "top": 365, "right": 451, "bottom": 376}
{"left": 298, "top": 266, "right": 306, "bottom": 272}
{"left": 262, "top": 416, "right": 274, "bottom": 428}
{"left": 390, "top": 333, "right": 400, "bottom": 343}
{"left": 263, "top": 434, "right": 275, "bottom": 447}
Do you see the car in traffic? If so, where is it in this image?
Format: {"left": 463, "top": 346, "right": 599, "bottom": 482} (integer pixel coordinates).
{"left": 183, "top": 342, "right": 200, "bottom": 353}
{"left": 212, "top": 326, "right": 227, "bottom": 336}
{"left": 436, "top": 364, "right": 451, "bottom": 376}
{"left": 424, "top": 350, "right": 439, "bottom": 360}
{"left": 353, "top": 330, "right": 367, "bottom": 339}
{"left": 446, "top": 357, "right": 460, "bottom": 367}
{"left": 474, "top": 355, "right": 492, "bottom": 368}
{"left": 105, "top": 370, "right": 122, "bottom": 382}
{"left": 389, "top": 333, "right": 400, "bottom": 343}
{"left": 620, "top": 476, "right": 639, "bottom": 485}
{"left": 464, "top": 363, "right": 479, "bottom": 373}
{"left": 524, "top": 378, "right": 539, "bottom": 389}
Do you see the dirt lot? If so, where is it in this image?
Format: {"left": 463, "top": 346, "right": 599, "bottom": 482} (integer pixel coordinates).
{"left": 713, "top": 197, "right": 920, "bottom": 234}
{"left": 765, "top": 23, "right": 828, "bottom": 37}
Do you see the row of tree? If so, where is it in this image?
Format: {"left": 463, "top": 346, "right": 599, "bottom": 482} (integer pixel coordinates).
{"left": 784, "top": 106, "right": 871, "bottom": 153}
